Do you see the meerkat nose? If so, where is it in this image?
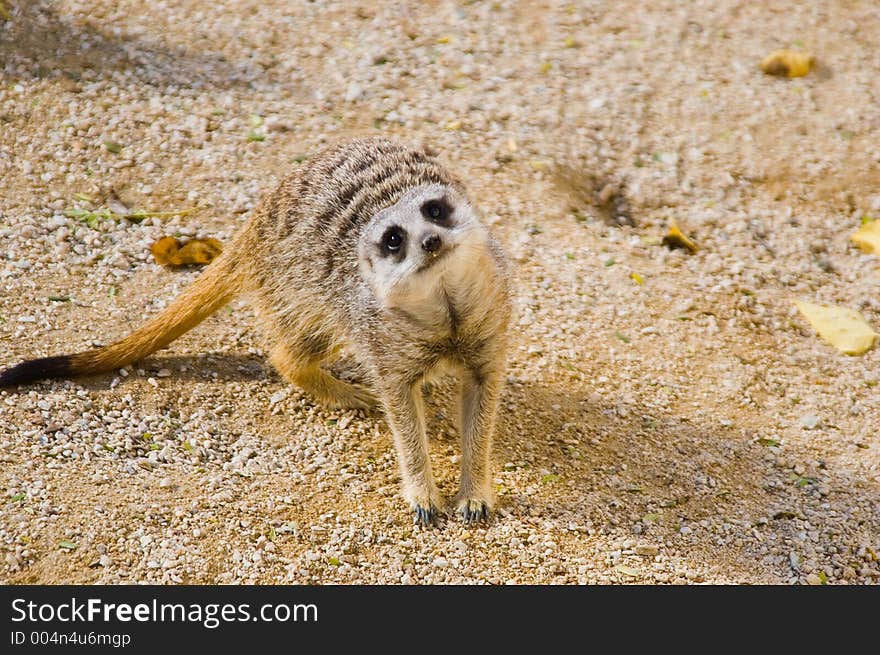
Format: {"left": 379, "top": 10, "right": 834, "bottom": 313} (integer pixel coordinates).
{"left": 421, "top": 233, "right": 442, "bottom": 253}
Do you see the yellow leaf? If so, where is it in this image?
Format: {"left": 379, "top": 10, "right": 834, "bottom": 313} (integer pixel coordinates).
{"left": 630, "top": 272, "right": 644, "bottom": 285}
{"left": 850, "top": 220, "right": 880, "bottom": 255}
{"left": 794, "top": 301, "right": 878, "bottom": 355}
{"left": 662, "top": 220, "right": 698, "bottom": 253}
{"left": 760, "top": 50, "right": 814, "bottom": 78}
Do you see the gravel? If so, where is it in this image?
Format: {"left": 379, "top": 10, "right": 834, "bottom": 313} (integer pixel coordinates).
{"left": 1, "top": 1, "right": 879, "bottom": 585}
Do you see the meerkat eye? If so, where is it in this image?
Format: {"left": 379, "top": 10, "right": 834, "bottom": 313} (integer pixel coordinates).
{"left": 420, "top": 198, "right": 452, "bottom": 224}
{"left": 381, "top": 227, "right": 405, "bottom": 254}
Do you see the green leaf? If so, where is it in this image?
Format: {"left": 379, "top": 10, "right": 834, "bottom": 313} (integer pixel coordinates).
{"left": 817, "top": 570, "right": 828, "bottom": 585}
{"left": 249, "top": 114, "right": 264, "bottom": 128}
{"left": 48, "top": 296, "right": 70, "bottom": 302}
{"left": 541, "top": 474, "right": 560, "bottom": 484}
{"left": 103, "top": 140, "right": 123, "bottom": 154}
{"left": 59, "top": 540, "right": 77, "bottom": 550}
{"left": 65, "top": 207, "right": 113, "bottom": 228}
{"left": 758, "top": 438, "right": 780, "bottom": 447}
{"left": 328, "top": 557, "right": 341, "bottom": 566}
{"left": 615, "top": 331, "right": 630, "bottom": 344}
{"left": 642, "top": 513, "right": 661, "bottom": 523}
{"left": 10, "top": 493, "right": 25, "bottom": 502}
{"left": 247, "top": 130, "right": 265, "bottom": 142}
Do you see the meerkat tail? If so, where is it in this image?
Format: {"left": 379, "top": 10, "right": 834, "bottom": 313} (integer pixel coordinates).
{"left": 0, "top": 254, "right": 241, "bottom": 387}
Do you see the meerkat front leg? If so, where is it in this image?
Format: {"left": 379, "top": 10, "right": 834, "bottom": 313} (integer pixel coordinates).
{"left": 269, "top": 342, "right": 377, "bottom": 411}
{"left": 456, "top": 367, "right": 504, "bottom": 523}
{"left": 378, "top": 378, "right": 444, "bottom": 525}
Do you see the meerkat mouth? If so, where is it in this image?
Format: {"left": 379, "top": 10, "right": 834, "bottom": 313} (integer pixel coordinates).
{"left": 415, "top": 248, "right": 452, "bottom": 273}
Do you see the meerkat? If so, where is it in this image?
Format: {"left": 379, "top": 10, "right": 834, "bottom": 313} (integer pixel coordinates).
{"left": 0, "top": 137, "right": 512, "bottom": 525}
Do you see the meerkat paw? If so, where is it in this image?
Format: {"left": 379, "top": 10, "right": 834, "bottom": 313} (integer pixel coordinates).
{"left": 406, "top": 489, "right": 445, "bottom": 527}
{"left": 412, "top": 503, "right": 441, "bottom": 526}
{"left": 455, "top": 492, "right": 493, "bottom": 524}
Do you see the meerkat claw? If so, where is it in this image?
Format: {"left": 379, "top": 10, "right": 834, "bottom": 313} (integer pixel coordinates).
{"left": 459, "top": 500, "right": 490, "bottom": 524}
{"left": 413, "top": 504, "right": 440, "bottom": 526}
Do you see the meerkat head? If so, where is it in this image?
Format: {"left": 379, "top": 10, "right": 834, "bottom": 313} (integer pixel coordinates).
{"left": 358, "top": 183, "right": 490, "bottom": 310}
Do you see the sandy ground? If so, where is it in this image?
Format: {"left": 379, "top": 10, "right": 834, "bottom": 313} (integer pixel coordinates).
{"left": 1, "top": 0, "right": 878, "bottom": 584}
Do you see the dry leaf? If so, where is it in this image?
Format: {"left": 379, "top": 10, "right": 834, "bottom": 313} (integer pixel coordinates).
{"left": 760, "top": 50, "right": 814, "bottom": 78}
{"left": 662, "top": 220, "right": 698, "bottom": 253}
{"left": 176, "top": 238, "right": 223, "bottom": 265}
{"left": 150, "top": 236, "right": 181, "bottom": 266}
{"left": 794, "top": 300, "right": 878, "bottom": 355}
{"left": 850, "top": 220, "right": 880, "bottom": 256}
{"left": 151, "top": 236, "right": 223, "bottom": 268}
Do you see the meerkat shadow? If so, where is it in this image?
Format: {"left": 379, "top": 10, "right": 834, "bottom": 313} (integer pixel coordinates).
{"left": 69, "top": 351, "right": 382, "bottom": 392}
{"left": 65, "top": 352, "right": 271, "bottom": 391}
{"left": 498, "top": 378, "right": 773, "bottom": 515}
{"left": 491, "top": 379, "right": 878, "bottom": 575}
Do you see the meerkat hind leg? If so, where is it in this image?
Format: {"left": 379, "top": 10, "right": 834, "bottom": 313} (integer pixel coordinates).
{"left": 269, "top": 342, "right": 377, "bottom": 410}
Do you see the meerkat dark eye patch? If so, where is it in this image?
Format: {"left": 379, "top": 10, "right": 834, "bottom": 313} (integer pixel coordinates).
{"left": 420, "top": 198, "right": 453, "bottom": 225}
{"left": 380, "top": 226, "right": 405, "bottom": 255}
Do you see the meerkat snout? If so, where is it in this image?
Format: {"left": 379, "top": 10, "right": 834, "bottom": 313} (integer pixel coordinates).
{"left": 421, "top": 233, "right": 442, "bottom": 253}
